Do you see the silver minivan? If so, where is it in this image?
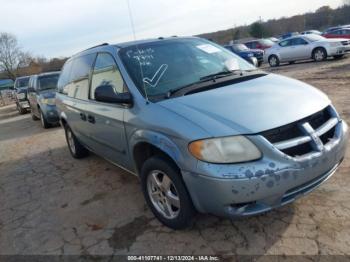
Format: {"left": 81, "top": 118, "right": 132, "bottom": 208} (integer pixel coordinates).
{"left": 56, "top": 37, "right": 348, "bottom": 229}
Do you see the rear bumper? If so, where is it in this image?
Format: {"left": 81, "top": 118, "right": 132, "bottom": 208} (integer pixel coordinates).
{"left": 182, "top": 120, "right": 348, "bottom": 218}
{"left": 18, "top": 101, "right": 30, "bottom": 109}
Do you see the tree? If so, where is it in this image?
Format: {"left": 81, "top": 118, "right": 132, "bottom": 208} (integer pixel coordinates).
{"left": 249, "top": 22, "right": 267, "bottom": 38}
{"left": 0, "top": 33, "right": 31, "bottom": 80}
{"left": 344, "top": 0, "right": 350, "bottom": 6}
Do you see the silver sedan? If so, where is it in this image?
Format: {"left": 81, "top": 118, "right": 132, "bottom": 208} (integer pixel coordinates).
{"left": 265, "top": 34, "right": 348, "bottom": 67}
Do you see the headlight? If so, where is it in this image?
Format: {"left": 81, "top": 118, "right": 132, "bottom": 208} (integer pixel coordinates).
{"left": 16, "top": 93, "right": 25, "bottom": 99}
{"left": 329, "top": 42, "right": 341, "bottom": 47}
{"left": 188, "top": 136, "right": 262, "bottom": 164}
{"left": 41, "top": 98, "right": 56, "bottom": 105}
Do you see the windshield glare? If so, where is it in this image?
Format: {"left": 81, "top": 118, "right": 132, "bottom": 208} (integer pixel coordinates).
{"left": 119, "top": 38, "right": 255, "bottom": 98}
{"left": 305, "top": 34, "right": 325, "bottom": 42}
{"left": 38, "top": 74, "right": 59, "bottom": 91}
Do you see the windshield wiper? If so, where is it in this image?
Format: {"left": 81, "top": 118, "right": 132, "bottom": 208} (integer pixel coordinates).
{"left": 199, "top": 70, "right": 241, "bottom": 81}
{"left": 166, "top": 70, "right": 242, "bottom": 99}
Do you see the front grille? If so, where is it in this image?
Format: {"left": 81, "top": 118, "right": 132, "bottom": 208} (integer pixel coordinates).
{"left": 261, "top": 106, "right": 339, "bottom": 158}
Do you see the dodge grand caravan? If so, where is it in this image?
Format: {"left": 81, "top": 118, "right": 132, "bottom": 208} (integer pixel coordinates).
{"left": 56, "top": 37, "right": 348, "bottom": 229}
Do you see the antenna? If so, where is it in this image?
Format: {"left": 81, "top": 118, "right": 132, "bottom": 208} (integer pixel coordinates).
{"left": 126, "top": 0, "right": 137, "bottom": 41}
{"left": 125, "top": 0, "right": 149, "bottom": 103}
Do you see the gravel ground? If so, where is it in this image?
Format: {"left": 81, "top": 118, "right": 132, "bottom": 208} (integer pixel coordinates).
{"left": 0, "top": 56, "right": 349, "bottom": 256}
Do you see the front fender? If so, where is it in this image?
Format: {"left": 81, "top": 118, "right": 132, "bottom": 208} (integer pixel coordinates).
{"left": 129, "top": 129, "right": 184, "bottom": 169}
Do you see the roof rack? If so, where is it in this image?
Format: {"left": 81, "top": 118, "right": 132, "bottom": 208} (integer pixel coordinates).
{"left": 83, "top": 43, "right": 109, "bottom": 51}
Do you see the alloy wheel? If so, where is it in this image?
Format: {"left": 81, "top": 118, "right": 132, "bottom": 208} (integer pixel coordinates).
{"left": 314, "top": 50, "right": 325, "bottom": 61}
{"left": 147, "top": 170, "right": 180, "bottom": 219}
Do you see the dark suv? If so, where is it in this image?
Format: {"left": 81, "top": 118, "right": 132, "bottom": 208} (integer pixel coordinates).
{"left": 27, "top": 72, "right": 60, "bottom": 128}
{"left": 13, "top": 76, "right": 31, "bottom": 114}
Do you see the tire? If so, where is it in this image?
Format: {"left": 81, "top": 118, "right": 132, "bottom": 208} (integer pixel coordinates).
{"left": 31, "top": 109, "right": 39, "bottom": 121}
{"left": 64, "top": 125, "right": 89, "bottom": 159}
{"left": 40, "top": 110, "right": 50, "bottom": 129}
{"left": 334, "top": 55, "right": 344, "bottom": 59}
{"left": 140, "top": 156, "right": 195, "bottom": 229}
{"left": 288, "top": 61, "right": 295, "bottom": 65}
{"left": 257, "top": 61, "right": 263, "bottom": 67}
{"left": 268, "top": 55, "right": 280, "bottom": 67}
{"left": 313, "top": 48, "right": 327, "bottom": 62}
{"left": 17, "top": 103, "right": 26, "bottom": 114}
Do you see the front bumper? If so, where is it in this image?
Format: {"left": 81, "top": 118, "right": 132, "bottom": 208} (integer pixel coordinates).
{"left": 18, "top": 100, "right": 30, "bottom": 109}
{"left": 42, "top": 105, "right": 59, "bottom": 123}
{"left": 327, "top": 46, "right": 346, "bottom": 56}
{"left": 182, "top": 120, "right": 348, "bottom": 218}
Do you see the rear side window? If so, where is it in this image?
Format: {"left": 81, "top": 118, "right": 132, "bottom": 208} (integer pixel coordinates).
{"left": 57, "top": 60, "right": 73, "bottom": 94}
{"left": 90, "top": 53, "right": 127, "bottom": 100}
{"left": 70, "top": 54, "right": 95, "bottom": 82}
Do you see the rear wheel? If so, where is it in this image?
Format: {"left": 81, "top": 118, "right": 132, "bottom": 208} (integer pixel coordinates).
{"left": 140, "top": 156, "right": 195, "bottom": 229}
{"left": 313, "top": 48, "right": 327, "bottom": 62}
{"left": 64, "top": 125, "right": 89, "bottom": 159}
{"left": 268, "top": 55, "right": 280, "bottom": 67}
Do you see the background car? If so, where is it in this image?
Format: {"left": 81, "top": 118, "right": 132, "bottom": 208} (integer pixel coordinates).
{"left": 323, "top": 28, "right": 350, "bottom": 39}
{"left": 13, "top": 76, "right": 31, "bottom": 114}
{"left": 224, "top": 44, "right": 264, "bottom": 66}
{"left": 265, "top": 34, "right": 347, "bottom": 67}
{"left": 267, "top": 37, "right": 279, "bottom": 43}
{"left": 323, "top": 24, "right": 350, "bottom": 34}
{"left": 244, "top": 39, "right": 274, "bottom": 50}
{"left": 301, "top": 30, "right": 322, "bottom": 35}
{"left": 280, "top": 32, "right": 299, "bottom": 39}
{"left": 27, "top": 71, "right": 60, "bottom": 128}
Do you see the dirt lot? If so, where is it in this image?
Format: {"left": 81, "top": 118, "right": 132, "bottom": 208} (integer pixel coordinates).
{"left": 0, "top": 56, "right": 349, "bottom": 256}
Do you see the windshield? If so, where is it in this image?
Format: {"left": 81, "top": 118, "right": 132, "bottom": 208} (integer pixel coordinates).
{"left": 38, "top": 74, "right": 59, "bottom": 91}
{"left": 16, "top": 77, "right": 29, "bottom": 88}
{"left": 305, "top": 34, "right": 325, "bottom": 42}
{"left": 119, "top": 38, "right": 255, "bottom": 98}
{"left": 232, "top": 44, "right": 249, "bottom": 52}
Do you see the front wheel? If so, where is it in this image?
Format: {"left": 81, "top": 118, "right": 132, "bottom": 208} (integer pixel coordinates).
{"left": 40, "top": 110, "right": 50, "bottom": 129}
{"left": 313, "top": 48, "right": 327, "bottom": 62}
{"left": 268, "top": 55, "right": 280, "bottom": 67}
{"left": 141, "top": 156, "right": 195, "bottom": 229}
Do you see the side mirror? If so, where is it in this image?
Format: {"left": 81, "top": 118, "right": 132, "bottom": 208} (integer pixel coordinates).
{"left": 95, "top": 84, "right": 132, "bottom": 105}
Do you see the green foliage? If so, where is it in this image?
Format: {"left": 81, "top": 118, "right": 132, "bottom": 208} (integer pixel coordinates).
{"left": 197, "top": 4, "right": 350, "bottom": 44}
{"left": 249, "top": 22, "right": 267, "bottom": 38}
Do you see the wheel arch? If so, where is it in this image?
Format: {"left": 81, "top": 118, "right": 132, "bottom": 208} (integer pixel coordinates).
{"left": 312, "top": 46, "right": 328, "bottom": 57}
{"left": 130, "top": 130, "right": 184, "bottom": 176}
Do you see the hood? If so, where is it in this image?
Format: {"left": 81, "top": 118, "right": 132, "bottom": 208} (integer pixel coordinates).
{"left": 16, "top": 87, "right": 27, "bottom": 94}
{"left": 39, "top": 89, "right": 56, "bottom": 99}
{"left": 159, "top": 74, "right": 330, "bottom": 137}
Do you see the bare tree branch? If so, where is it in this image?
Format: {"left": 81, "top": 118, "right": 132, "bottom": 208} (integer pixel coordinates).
{"left": 0, "top": 32, "right": 31, "bottom": 80}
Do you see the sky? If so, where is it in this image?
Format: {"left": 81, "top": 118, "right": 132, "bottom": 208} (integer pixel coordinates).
{"left": 0, "top": 0, "right": 343, "bottom": 58}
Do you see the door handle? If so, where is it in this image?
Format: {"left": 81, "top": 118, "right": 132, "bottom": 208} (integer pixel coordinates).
{"left": 80, "top": 113, "right": 87, "bottom": 121}
{"left": 87, "top": 115, "right": 95, "bottom": 124}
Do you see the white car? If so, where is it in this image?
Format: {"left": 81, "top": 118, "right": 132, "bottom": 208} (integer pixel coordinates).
{"left": 265, "top": 34, "right": 347, "bottom": 67}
